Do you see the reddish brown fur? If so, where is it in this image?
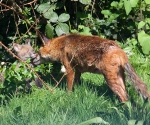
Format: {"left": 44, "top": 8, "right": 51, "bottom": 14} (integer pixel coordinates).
{"left": 33, "top": 34, "right": 150, "bottom": 102}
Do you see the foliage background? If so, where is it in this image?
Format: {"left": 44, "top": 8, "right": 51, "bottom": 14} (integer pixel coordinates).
{"left": 0, "top": 0, "right": 150, "bottom": 124}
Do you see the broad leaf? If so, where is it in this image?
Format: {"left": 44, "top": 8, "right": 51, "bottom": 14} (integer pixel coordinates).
{"left": 145, "top": 0, "right": 150, "bottom": 4}
{"left": 109, "top": 14, "right": 119, "bottom": 21}
{"left": 45, "top": 24, "right": 54, "bottom": 39}
{"left": 46, "top": 11, "right": 58, "bottom": 22}
{"left": 36, "top": 3, "right": 50, "bottom": 13}
{"left": 146, "top": 18, "right": 150, "bottom": 24}
{"left": 138, "top": 30, "right": 150, "bottom": 54}
{"left": 130, "top": 0, "right": 139, "bottom": 7}
{"left": 101, "top": 10, "right": 111, "bottom": 16}
{"left": 138, "top": 21, "right": 146, "bottom": 29}
{"left": 111, "top": 1, "right": 118, "bottom": 8}
{"left": 43, "top": 9, "right": 53, "bottom": 19}
{"left": 55, "top": 23, "right": 69, "bottom": 36}
{"left": 124, "top": 0, "right": 132, "bottom": 15}
{"left": 58, "top": 13, "right": 70, "bottom": 22}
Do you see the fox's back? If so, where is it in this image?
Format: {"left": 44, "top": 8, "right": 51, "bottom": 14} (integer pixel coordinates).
{"left": 63, "top": 34, "right": 122, "bottom": 67}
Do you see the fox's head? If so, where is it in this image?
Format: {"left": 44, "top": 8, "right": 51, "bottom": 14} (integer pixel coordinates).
{"left": 32, "top": 35, "right": 53, "bottom": 65}
{"left": 13, "top": 39, "right": 37, "bottom": 61}
{"left": 33, "top": 34, "right": 66, "bottom": 65}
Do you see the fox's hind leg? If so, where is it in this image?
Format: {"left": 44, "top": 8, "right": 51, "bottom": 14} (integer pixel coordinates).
{"left": 104, "top": 66, "right": 128, "bottom": 102}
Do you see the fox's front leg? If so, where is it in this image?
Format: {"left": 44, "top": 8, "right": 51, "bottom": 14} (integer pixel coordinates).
{"left": 65, "top": 67, "right": 75, "bottom": 91}
{"left": 61, "top": 53, "right": 75, "bottom": 91}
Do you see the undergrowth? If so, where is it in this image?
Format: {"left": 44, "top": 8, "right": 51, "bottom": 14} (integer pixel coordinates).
{"left": 0, "top": 50, "right": 150, "bottom": 125}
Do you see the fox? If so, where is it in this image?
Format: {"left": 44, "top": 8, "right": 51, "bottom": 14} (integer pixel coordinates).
{"left": 13, "top": 39, "right": 42, "bottom": 88}
{"left": 32, "top": 34, "right": 150, "bottom": 102}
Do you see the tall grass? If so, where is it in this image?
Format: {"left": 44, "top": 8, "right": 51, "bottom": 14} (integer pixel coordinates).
{"left": 0, "top": 51, "right": 150, "bottom": 125}
{"left": 0, "top": 85, "right": 111, "bottom": 125}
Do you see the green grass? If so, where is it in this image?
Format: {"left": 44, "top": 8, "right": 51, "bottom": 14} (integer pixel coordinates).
{"left": 0, "top": 51, "right": 150, "bottom": 125}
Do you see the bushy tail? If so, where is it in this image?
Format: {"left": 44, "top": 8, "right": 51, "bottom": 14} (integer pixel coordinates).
{"left": 124, "top": 63, "right": 150, "bottom": 99}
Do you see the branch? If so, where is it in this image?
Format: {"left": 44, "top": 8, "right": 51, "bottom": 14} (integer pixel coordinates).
{"left": 50, "top": 73, "right": 66, "bottom": 91}
{"left": 50, "top": 64, "right": 77, "bottom": 92}
{"left": 24, "top": 0, "right": 38, "bottom": 6}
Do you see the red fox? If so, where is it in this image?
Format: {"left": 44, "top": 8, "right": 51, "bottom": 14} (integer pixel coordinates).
{"left": 13, "top": 39, "right": 42, "bottom": 88}
{"left": 33, "top": 34, "right": 150, "bottom": 102}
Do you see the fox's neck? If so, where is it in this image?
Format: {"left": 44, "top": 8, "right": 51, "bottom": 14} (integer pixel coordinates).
{"left": 48, "top": 36, "right": 67, "bottom": 61}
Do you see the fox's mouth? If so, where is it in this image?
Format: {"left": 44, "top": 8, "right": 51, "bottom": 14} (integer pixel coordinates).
{"left": 32, "top": 54, "right": 41, "bottom": 65}
{"left": 32, "top": 54, "right": 50, "bottom": 65}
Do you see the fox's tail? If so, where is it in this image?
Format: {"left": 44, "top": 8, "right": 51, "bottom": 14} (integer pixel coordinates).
{"left": 124, "top": 63, "right": 150, "bottom": 99}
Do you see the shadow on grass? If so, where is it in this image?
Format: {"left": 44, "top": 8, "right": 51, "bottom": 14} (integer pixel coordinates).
{"left": 47, "top": 70, "right": 117, "bottom": 103}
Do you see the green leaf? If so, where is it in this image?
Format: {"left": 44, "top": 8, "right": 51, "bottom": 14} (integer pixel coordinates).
{"left": 80, "top": 27, "right": 92, "bottom": 35}
{"left": 111, "top": 1, "right": 118, "bottom": 8}
{"left": 55, "top": 23, "right": 69, "bottom": 36}
{"left": 44, "top": 11, "right": 58, "bottom": 22}
{"left": 124, "top": 0, "right": 132, "bottom": 15}
{"left": 130, "top": 0, "right": 139, "bottom": 7}
{"left": 131, "top": 38, "right": 138, "bottom": 46}
{"left": 77, "top": 117, "right": 110, "bottom": 125}
{"left": 118, "top": 1, "right": 124, "bottom": 9}
{"left": 45, "top": 24, "right": 54, "bottom": 39}
{"left": 36, "top": 2, "right": 57, "bottom": 12}
{"left": 138, "top": 30, "right": 150, "bottom": 54}
{"left": 79, "top": 0, "right": 91, "bottom": 4}
{"left": 138, "top": 21, "right": 146, "bottom": 29}
{"left": 58, "top": 13, "right": 70, "bottom": 22}
{"left": 146, "top": 18, "right": 150, "bottom": 24}
{"left": 78, "top": 25, "right": 85, "bottom": 29}
{"left": 50, "top": 12, "right": 58, "bottom": 22}
{"left": 101, "top": 10, "right": 111, "bottom": 16}
{"left": 43, "top": 9, "right": 53, "bottom": 19}
{"left": 36, "top": 3, "right": 51, "bottom": 13}
{"left": 145, "top": 0, "right": 150, "bottom": 4}
{"left": 109, "top": 14, "right": 119, "bottom": 21}
{"left": 123, "top": 46, "right": 133, "bottom": 53}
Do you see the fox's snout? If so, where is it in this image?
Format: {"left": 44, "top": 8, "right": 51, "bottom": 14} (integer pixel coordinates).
{"left": 32, "top": 54, "right": 41, "bottom": 65}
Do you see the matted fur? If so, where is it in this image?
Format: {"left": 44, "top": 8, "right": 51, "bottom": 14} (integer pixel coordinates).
{"left": 33, "top": 34, "right": 150, "bottom": 102}
{"left": 13, "top": 40, "right": 42, "bottom": 88}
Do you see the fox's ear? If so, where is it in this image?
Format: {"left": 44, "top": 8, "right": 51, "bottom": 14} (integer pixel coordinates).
{"left": 42, "top": 34, "right": 50, "bottom": 44}
{"left": 13, "top": 43, "right": 21, "bottom": 52}
{"left": 25, "top": 39, "right": 31, "bottom": 45}
{"left": 38, "top": 32, "right": 51, "bottom": 45}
